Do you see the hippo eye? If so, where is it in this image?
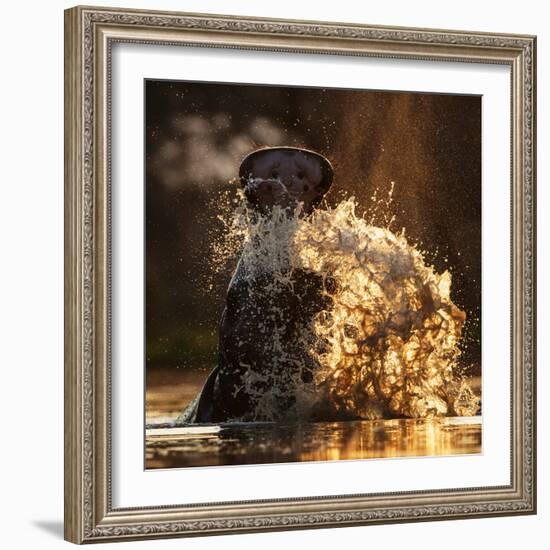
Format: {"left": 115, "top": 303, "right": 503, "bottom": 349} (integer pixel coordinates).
{"left": 303, "top": 184, "right": 309, "bottom": 191}
{"left": 271, "top": 170, "right": 279, "bottom": 178}
{"left": 297, "top": 171, "right": 304, "bottom": 179}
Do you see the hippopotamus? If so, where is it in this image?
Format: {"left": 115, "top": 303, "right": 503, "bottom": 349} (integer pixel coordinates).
{"left": 177, "top": 147, "right": 335, "bottom": 424}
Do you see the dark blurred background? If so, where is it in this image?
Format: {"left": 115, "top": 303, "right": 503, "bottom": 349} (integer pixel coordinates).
{"left": 145, "top": 79, "right": 481, "bottom": 413}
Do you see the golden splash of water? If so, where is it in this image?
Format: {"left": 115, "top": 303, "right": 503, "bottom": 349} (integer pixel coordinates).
{"left": 214, "top": 191, "right": 480, "bottom": 421}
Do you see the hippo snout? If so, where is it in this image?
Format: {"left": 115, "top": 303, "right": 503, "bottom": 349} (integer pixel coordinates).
{"left": 244, "top": 177, "right": 293, "bottom": 211}
{"left": 245, "top": 177, "right": 287, "bottom": 197}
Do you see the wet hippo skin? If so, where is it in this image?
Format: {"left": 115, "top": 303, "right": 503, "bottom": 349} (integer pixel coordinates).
{"left": 177, "top": 147, "right": 334, "bottom": 424}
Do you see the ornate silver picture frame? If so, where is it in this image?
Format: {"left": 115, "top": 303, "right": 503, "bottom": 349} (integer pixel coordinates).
{"left": 64, "top": 5, "right": 536, "bottom": 543}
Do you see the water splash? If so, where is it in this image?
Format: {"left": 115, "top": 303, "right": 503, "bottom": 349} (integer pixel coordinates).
{"left": 213, "top": 188, "right": 480, "bottom": 421}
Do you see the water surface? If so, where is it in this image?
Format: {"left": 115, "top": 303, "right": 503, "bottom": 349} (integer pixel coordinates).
{"left": 146, "top": 416, "right": 481, "bottom": 469}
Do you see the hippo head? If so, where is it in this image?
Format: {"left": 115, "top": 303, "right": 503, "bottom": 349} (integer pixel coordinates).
{"left": 239, "top": 147, "right": 333, "bottom": 215}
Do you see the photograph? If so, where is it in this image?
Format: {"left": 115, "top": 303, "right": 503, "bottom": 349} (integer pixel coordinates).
{"left": 144, "top": 80, "right": 483, "bottom": 469}
{"left": 61, "top": 4, "right": 537, "bottom": 543}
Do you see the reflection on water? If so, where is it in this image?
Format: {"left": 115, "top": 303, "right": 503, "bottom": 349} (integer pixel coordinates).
{"left": 146, "top": 416, "right": 481, "bottom": 469}
{"left": 146, "top": 368, "right": 481, "bottom": 469}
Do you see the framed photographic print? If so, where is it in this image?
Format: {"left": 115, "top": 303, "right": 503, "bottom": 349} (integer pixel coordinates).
{"left": 64, "top": 5, "right": 537, "bottom": 543}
